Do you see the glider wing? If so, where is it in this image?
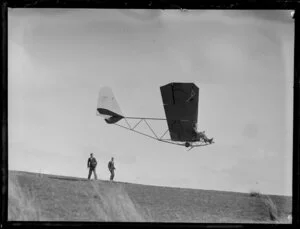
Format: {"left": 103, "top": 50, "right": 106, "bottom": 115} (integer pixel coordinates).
{"left": 160, "top": 82, "right": 199, "bottom": 142}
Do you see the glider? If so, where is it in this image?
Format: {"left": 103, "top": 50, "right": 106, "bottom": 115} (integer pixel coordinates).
{"left": 96, "top": 83, "right": 214, "bottom": 150}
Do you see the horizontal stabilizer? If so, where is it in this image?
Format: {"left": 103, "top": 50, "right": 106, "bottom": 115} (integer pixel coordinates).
{"left": 97, "top": 87, "right": 124, "bottom": 124}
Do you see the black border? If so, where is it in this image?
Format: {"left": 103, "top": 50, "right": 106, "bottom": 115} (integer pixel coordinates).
{"left": 3, "top": 0, "right": 300, "bottom": 9}
{"left": 1, "top": 1, "right": 299, "bottom": 229}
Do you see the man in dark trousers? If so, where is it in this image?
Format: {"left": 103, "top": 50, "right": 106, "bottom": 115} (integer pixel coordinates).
{"left": 108, "top": 157, "right": 116, "bottom": 181}
{"left": 87, "top": 153, "right": 98, "bottom": 180}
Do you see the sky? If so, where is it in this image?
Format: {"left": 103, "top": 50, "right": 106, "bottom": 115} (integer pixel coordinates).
{"left": 8, "top": 9, "right": 294, "bottom": 196}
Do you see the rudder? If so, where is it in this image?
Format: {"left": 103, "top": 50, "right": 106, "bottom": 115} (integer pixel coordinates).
{"left": 97, "top": 87, "right": 124, "bottom": 124}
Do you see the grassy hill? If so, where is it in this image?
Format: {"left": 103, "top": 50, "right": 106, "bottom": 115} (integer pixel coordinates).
{"left": 8, "top": 170, "right": 292, "bottom": 223}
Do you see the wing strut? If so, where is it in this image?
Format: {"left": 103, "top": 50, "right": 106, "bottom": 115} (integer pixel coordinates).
{"left": 112, "top": 117, "right": 213, "bottom": 149}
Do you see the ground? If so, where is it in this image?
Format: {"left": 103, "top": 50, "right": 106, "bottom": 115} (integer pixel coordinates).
{"left": 8, "top": 170, "right": 292, "bottom": 223}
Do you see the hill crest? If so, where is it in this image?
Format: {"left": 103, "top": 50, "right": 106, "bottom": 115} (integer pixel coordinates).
{"left": 8, "top": 170, "right": 292, "bottom": 223}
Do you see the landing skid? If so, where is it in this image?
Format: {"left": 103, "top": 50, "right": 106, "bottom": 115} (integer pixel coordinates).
{"left": 185, "top": 139, "right": 215, "bottom": 151}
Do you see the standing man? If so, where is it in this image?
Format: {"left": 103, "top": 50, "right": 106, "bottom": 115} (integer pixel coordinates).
{"left": 87, "top": 153, "right": 98, "bottom": 180}
{"left": 108, "top": 157, "right": 116, "bottom": 181}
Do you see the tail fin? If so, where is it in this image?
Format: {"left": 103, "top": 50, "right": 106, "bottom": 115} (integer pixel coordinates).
{"left": 97, "top": 87, "right": 124, "bottom": 124}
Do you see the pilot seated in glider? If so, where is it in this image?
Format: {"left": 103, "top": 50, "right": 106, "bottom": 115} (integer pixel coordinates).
{"left": 193, "top": 124, "right": 214, "bottom": 144}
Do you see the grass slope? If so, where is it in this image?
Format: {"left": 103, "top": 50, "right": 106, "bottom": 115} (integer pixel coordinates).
{"left": 8, "top": 170, "right": 292, "bottom": 223}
